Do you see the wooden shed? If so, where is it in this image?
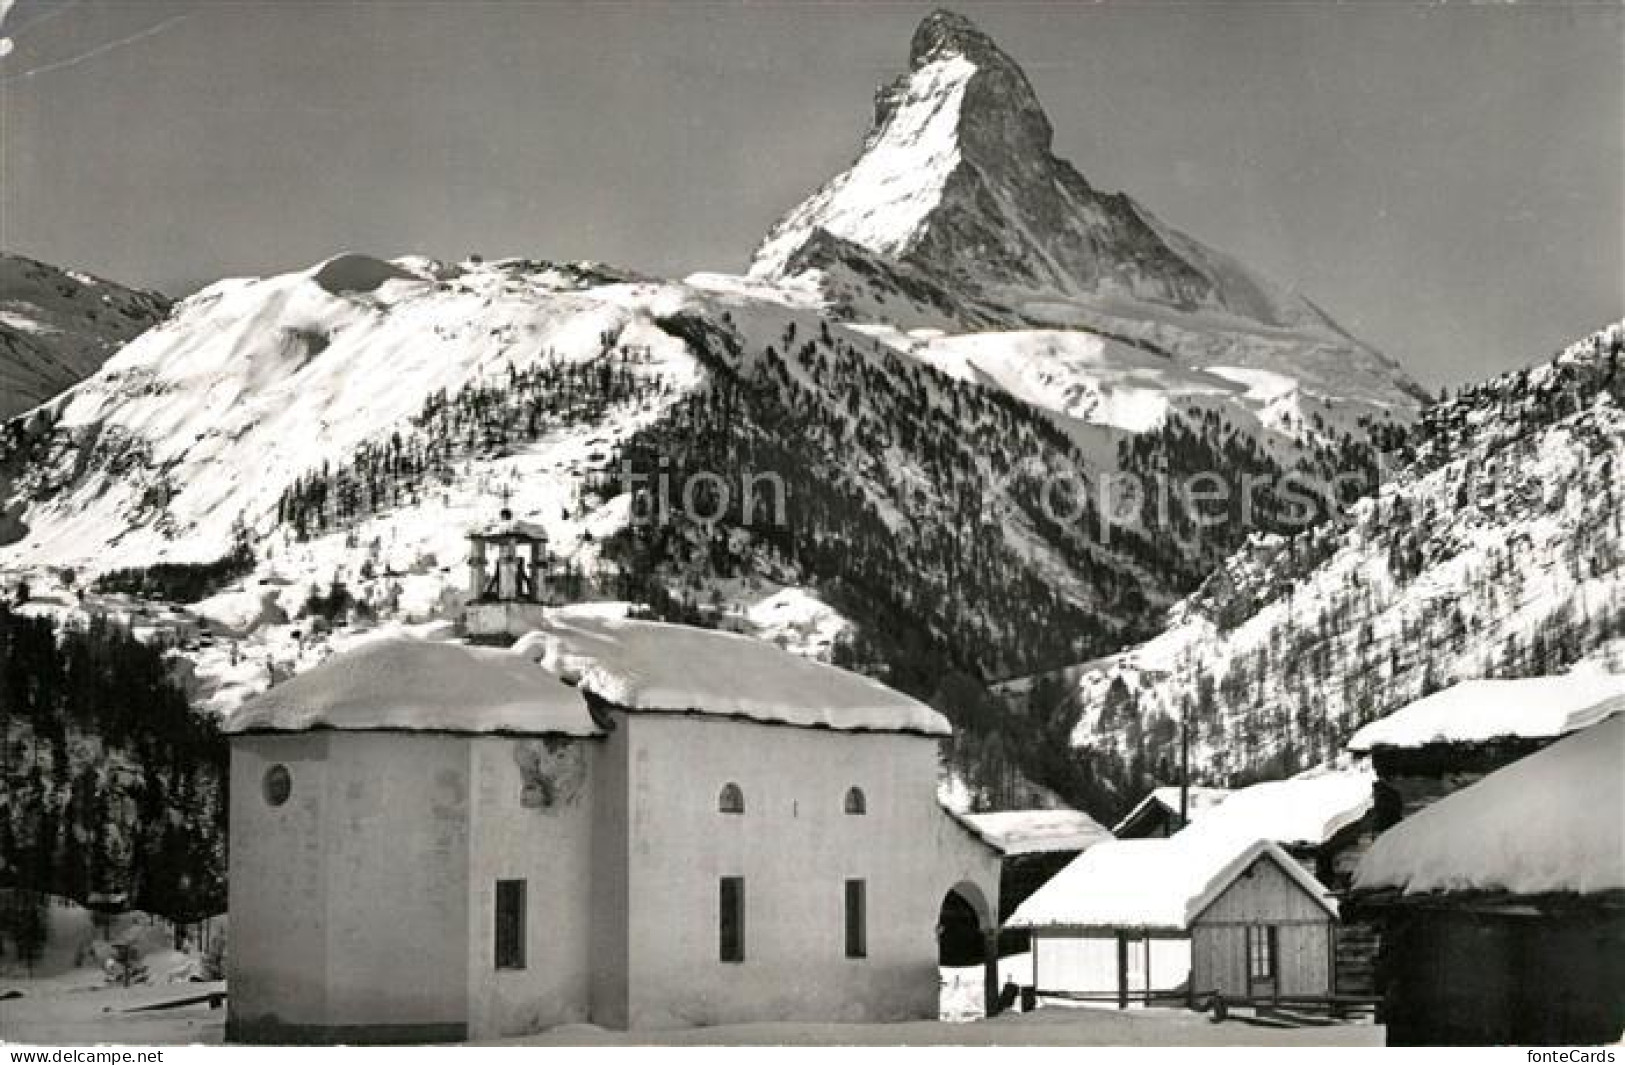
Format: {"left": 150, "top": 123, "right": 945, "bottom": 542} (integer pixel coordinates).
{"left": 1192, "top": 766, "right": 1378, "bottom": 992}
{"left": 1006, "top": 828, "right": 1338, "bottom": 1008}
{"left": 1350, "top": 714, "right": 1625, "bottom": 1045}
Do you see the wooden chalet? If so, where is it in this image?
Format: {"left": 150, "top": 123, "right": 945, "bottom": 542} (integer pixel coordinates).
{"left": 1006, "top": 828, "right": 1338, "bottom": 1009}
{"left": 1349, "top": 714, "right": 1624, "bottom": 1045}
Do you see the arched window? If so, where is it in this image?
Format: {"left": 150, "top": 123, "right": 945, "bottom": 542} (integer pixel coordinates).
{"left": 844, "top": 786, "right": 866, "bottom": 815}
{"left": 718, "top": 782, "right": 745, "bottom": 814}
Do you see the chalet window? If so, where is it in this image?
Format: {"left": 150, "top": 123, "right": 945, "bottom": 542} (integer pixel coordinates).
{"left": 844, "top": 879, "right": 867, "bottom": 958}
{"left": 718, "top": 782, "right": 745, "bottom": 814}
{"left": 495, "top": 879, "right": 526, "bottom": 970}
{"left": 1246, "top": 924, "right": 1276, "bottom": 981}
{"left": 844, "top": 786, "right": 866, "bottom": 815}
{"left": 719, "top": 877, "right": 745, "bottom": 963}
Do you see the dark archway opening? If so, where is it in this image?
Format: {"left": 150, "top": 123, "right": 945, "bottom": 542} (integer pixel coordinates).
{"left": 937, "top": 888, "right": 986, "bottom": 967}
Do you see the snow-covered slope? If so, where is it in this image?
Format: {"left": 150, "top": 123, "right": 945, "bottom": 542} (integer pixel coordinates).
{"left": 0, "top": 249, "right": 1207, "bottom": 704}
{"left": 907, "top": 330, "right": 1236, "bottom": 435}
{"left": 0, "top": 254, "right": 169, "bottom": 419}
{"left": 1034, "top": 321, "right": 1625, "bottom": 793}
{"left": 740, "top": 10, "right": 1424, "bottom": 428}
{"left": 0, "top": 254, "right": 702, "bottom": 573}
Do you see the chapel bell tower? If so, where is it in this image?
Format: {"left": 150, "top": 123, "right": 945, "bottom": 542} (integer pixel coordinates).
{"left": 464, "top": 507, "right": 553, "bottom": 644}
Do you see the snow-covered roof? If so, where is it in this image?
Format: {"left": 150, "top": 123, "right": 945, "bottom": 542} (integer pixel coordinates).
{"left": 1197, "top": 767, "right": 1374, "bottom": 849}
{"left": 512, "top": 609, "right": 949, "bottom": 736}
{"left": 470, "top": 516, "right": 550, "bottom": 541}
{"left": 224, "top": 638, "right": 601, "bottom": 737}
{"left": 960, "top": 809, "right": 1112, "bottom": 856}
{"left": 1346, "top": 672, "right": 1625, "bottom": 752}
{"left": 1354, "top": 714, "right": 1624, "bottom": 899}
{"left": 1110, "top": 785, "right": 1231, "bottom": 836}
{"left": 1007, "top": 829, "right": 1337, "bottom": 932}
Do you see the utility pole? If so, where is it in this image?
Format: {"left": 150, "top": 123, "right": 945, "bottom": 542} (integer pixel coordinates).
{"left": 1179, "top": 698, "right": 1191, "bottom": 829}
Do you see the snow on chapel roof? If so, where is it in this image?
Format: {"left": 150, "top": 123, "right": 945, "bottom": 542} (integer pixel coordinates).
{"left": 1346, "top": 672, "right": 1625, "bottom": 752}
{"left": 1197, "top": 767, "right": 1374, "bottom": 849}
{"left": 224, "top": 638, "right": 601, "bottom": 737}
{"left": 1354, "top": 714, "right": 1625, "bottom": 899}
{"left": 960, "top": 809, "right": 1112, "bottom": 856}
{"left": 1007, "top": 828, "right": 1336, "bottom": 932}
{"left": 511, "top": 609, "right": 949, "bottom": 735}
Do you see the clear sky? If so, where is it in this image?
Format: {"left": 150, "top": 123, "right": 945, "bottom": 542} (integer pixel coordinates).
{"left": 1, "top": 0, "right": 1619, "bottom": 388}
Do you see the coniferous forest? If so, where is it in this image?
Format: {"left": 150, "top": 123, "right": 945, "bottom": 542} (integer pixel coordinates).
{"left": 0, "top": 606, "right": 226, "bottom": 964}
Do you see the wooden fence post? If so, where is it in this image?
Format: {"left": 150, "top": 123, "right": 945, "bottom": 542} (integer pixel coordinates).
{"left": 1116, "top": 933, "right": 1129, "bottom": 1009}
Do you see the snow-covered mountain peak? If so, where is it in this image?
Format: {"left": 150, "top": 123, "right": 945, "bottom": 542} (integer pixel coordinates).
{"left": 747, "top": 8, "right": 1222, "bottom": 312}
{"left": 743, "top": 9, "right": 1424, "bottom": 423}
{"left": 749, "top": 8, "right": 1053, "bottom": 282}
{"left": 307, "top": 252, "right": 422, "bottom": 295}
{"left": 904, "top": 9, "right": 1053, "bottom": 158}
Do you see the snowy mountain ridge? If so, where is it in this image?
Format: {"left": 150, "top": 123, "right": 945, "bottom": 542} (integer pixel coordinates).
{"left": 1, "top": 250, "right": 1202, "bottom": 710}
{"left": 0, "top": 253, "right": 170, "bottom": 420}
{"left": 1016, "top": 320, "right": 1625, "bottom": 796}
{"left": 0, "top": 254, "right": 702, "bottom": 572}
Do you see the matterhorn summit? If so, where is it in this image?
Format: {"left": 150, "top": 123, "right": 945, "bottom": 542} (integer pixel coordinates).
{"left": 748, "top": 10, "right": 1422, "bottom": 412}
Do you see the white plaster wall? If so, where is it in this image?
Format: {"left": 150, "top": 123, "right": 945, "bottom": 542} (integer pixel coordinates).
{"left": 615, "top": 714, "right": 1000, "bottom": 1028}
{"left": 588, "top": 724, "right": 631, "bottom": 1027}
{"left": 228, "top": 734, "right": 330, "bottom": 1034}
{"left": 464, "top": 735, "right": 599, "bottom": 1039}
{"left": 320, "top": 733, "right": 471, "bottom": 1031}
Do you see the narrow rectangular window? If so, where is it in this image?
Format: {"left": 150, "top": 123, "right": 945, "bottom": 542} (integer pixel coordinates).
{"left": 1246, "top": 925, "right": 1275, "bottom": 980}
{"left": 844, "top": 879, "right": 867, "bottom": 959}
{"left": 719, "top": 876, "right": 745, "bottom": 963}
{"left": 495, "top": 879, "right": 526, "bottom": 970}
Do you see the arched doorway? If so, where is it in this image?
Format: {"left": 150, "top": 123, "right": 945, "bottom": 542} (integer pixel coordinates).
{"left": 937, "top": 881, "right": 998, "bottom": 1020}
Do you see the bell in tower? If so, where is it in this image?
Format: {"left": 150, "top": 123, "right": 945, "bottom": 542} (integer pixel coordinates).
{"left": 463, "top": 506, "right": 553, "bottom": 644}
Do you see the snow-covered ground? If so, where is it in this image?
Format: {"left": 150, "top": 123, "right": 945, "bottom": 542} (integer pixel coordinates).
{"left": 499, "top": 1007, "right": 1380, "bottom": 1046}
{"left": 940, "top": 951, "right": 1036, "bottom": 1022}
{"left": 0, "top": 981, "right": 226, "bottom": 1046}
{"left": 0, "top": 985, "right": 1377, "bottom": 1047}
{"left": 0, "top": 908, "right": 1375, "bottom": 1047}
{"left": 0, "top": 899, "right": 225, "bottom": 1046}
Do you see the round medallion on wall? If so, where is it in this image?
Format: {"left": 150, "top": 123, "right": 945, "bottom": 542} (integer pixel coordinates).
{"left": 263, "top": 764, "right": 292, "bottom": 807}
